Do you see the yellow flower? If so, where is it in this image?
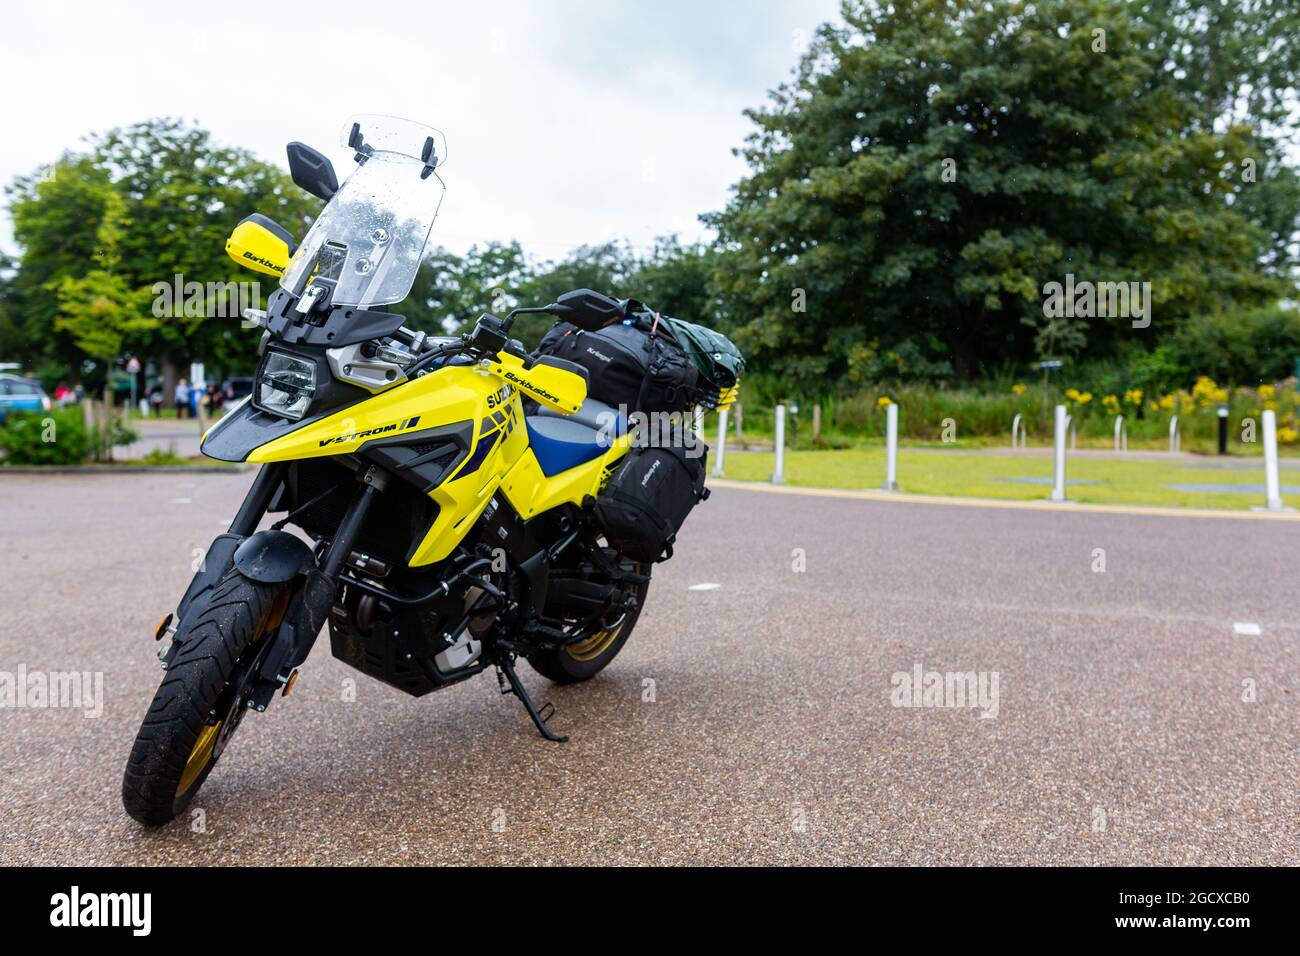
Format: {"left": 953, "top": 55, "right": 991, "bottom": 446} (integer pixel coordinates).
{"left": 1277, "top": 426, "right": 1298, "bottom": 445}
{"left": 1011, "top": 383, "right": 1027, "bottom": 395}
{"left": 877, "top": 396, "right": 893, "bottom": 408}
{"left": 1192, "top": 375, "right": 1228, "bottom": 407}
{"left": 1264, "top": 400, "right": 1278, "bottom": 412}
{"left": 1064, "top": 387, "right": 1080, "bottom": 403}
{"left": 1259, "top": 384, "right": 1275, "bottom": 400}
{"left": 1078, "top": 391, "right": 1093, "bottom": 405}
{"left": 1124, "top": 389, "right": 1143, "bottom": 405}
{"left": 1102, "top": 394, "right": 1120, "bottom": 414}
{"left": 1159, "top": 394, "right": 1175, "bottom": 411}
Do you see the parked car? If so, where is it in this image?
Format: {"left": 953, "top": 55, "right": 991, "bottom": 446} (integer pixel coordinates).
{"left": 0, "top": 373, "right": 51, "bottom": 423}
{"left": 223, "top": 377, "right": 255, "bottom": 402}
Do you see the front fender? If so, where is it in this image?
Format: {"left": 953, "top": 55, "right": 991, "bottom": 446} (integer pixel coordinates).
{"left": 233, "top": 530, "right": 314, "bottom": 584}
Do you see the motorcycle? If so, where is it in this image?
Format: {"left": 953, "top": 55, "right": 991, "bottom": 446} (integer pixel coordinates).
{"left": 123, "top": 116, "right": 689, "bottom": 825}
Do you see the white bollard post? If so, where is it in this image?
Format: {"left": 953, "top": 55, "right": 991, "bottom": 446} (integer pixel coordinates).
{"left": 883, "top": 402, "right": 899, "bottom": 491}
{"left": 1261, "top": 409, "right": 1285, "bottom": 511}
{"left": 1012, "top": 413, "right": 1022, "bottom": 449}
{"left": 693, "top": 406, "right": 704, "bottom": 436}
{"left": 1169, "top": 415, "right": 1180, "bottom": 453}
{"left": 1114, "top": 414, "right": 1125, "bottom": 453}
{"left": 771, "top": 404, "right": 785, "bottom": 484}
{"left": 712, "top": 409, "right": 728, "bottom": 477}
{"left": 1051, "top": 404, "right": 1068, "bottom": 502}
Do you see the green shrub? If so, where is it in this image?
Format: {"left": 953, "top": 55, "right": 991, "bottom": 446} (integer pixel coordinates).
{"left": 1167, "top": 309, "right": 1300, "bottom": 387}
{"left": 0, "top": 409, "right": 89, "bottom": 465}
{"left": 138, "top": 447, "right": 187, "bottom": 466}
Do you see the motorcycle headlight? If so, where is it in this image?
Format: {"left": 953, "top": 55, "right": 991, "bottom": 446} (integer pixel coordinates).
{"left": 256, "top": 352, "right": 316, "bottom": 420}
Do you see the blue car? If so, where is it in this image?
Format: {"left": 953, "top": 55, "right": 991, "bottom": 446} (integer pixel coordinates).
{"left": 0, "top": 373, "right": 51, "bottom": 423}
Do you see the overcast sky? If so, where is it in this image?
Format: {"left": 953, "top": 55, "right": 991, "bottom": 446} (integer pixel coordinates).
{"left": 1, "top": 0, "right": 843, "bottom": 262}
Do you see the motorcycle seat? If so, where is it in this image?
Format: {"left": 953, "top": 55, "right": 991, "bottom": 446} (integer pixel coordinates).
{"left": 526, "top": 397, "right": 627, "bottom": 476}
{"left": 534, "top": 396, "right": 625, "bottom": 431}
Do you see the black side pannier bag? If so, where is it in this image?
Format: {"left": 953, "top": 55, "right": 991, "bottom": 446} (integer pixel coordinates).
{"left": 534, "top": 318, "right": 699, "bottom": 414}
{"left": 594, "top": 442, "right": 709, "bottom": 562}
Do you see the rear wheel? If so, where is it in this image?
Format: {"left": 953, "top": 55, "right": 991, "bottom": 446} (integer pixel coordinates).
{"left": 527, "top": 564, "right": 650, "bottom": 684}
{"left": 122, "top": 572, "right": 290, "bottom": 825}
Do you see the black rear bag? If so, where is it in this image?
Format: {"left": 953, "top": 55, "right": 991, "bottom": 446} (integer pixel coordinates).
{"left": 594, "top": 441, "right": 709, "bottom": 563}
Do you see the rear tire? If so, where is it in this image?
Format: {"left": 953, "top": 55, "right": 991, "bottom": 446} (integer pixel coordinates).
{"left": 122, "top": 572, "right": 288, "bottom": 826}
{"left": 527, "top": 567, "right": 650, "bottom": 684}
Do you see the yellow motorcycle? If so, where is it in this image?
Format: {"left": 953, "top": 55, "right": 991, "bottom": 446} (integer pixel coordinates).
{"left": 123, "top": 116, "right": 692, "bottom": 825}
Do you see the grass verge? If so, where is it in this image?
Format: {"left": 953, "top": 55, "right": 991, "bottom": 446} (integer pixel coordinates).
{"left": 716, "top": 447, "right": 1293, "bottom": 511}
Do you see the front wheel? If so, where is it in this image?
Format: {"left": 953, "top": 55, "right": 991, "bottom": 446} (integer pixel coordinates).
{"left": 122, "top": 572, "right": 290, "bottom": 825}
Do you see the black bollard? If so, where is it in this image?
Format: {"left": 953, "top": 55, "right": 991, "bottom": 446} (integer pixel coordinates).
{"left": 1217, "top": 404, "right": 1229, "bottom": 455}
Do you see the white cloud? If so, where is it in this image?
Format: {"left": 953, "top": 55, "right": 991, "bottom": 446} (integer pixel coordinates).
{"left": 0, "top": 0, "right": 842, "bottom": 261}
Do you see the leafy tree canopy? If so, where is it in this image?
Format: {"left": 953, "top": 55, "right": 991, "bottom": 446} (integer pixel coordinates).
{"left": 706, "top": 0, "right": 1300, "bottom": 385}
{"left": 6, "top": 118, "right": 316, "bottom": 384}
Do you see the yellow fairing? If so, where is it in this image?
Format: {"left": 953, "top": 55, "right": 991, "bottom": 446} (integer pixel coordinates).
{"left": 248, "top": 364, "right": 493, "bottom": 464}
{"left": 501, "top": 434, "right": 631, "bottom": 521}
{"left": 244, "top": 355, "right": 614, "bottom": 567}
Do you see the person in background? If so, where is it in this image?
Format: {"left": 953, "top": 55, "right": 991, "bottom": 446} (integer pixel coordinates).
{"left": 174, "top": 378, "right": 189, "bottom": 418}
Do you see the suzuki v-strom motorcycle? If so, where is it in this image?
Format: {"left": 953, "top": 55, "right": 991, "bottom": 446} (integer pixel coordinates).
{"left": 122, "top": 116, "right": 685, "bottom": 825}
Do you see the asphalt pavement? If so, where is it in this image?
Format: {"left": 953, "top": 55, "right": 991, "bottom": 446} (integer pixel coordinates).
{"left": 0, "top": 472, "right": 1296, "bottom": 864}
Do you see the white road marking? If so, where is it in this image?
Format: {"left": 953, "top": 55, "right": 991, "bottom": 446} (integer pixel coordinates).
{"left": 689, "top": 583, "right": 722, "bottom": 591}
{"left": 1233, "top": 622, "right": 1262, "bottom": 636}
{"left": 169, "top": 497, "right": 192, "bottom": 504}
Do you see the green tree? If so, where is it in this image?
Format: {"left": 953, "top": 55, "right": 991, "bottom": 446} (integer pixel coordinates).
{"left": 404, "top": 241, "right": 531, "bottom": 335}
{"left": 707, "top": 0, "right": 1296, "bottom": 386}
{"left": 623, "top": 237, "right": 719, "bottom": 325}
{"left": 6, "top": 119, "right": 316, "bottom": 398}
{"left": 90, "top": 119, "right": 317, "bottom": 389}
{"left": 0, "top": 253, "right": 20, "bottom": 360}
{"left": 7, "top": 155, "right": 119, "bottom": 383}
{"left": 510, "top": 242, "right": 638, "bottom": 346}
{"left": 404, "top": 238, "right": 714, "bottom": 350}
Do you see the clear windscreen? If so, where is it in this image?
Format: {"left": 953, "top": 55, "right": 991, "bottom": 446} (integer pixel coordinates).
{"left": 280, "top": 115, "right": 447, "bottom": 309}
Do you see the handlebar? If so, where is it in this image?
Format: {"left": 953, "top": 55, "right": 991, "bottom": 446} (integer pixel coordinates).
{"left": 389, "top": 313, "right": 533, "bottom": 377}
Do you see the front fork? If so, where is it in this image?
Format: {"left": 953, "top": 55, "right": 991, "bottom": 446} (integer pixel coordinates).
{"left": 171, "top": 461, "right": 290, "bottom": 625}
{"left": 164, "top": 461, "right": 385, "bottom": 704}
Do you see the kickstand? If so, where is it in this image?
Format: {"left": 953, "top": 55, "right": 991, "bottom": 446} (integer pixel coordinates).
{"left": 496, "top": 654, "right": 568, "bottom": 743}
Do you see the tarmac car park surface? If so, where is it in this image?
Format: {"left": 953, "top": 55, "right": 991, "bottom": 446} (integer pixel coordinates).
{"left": 0, "top": 472, "right": 1295, "bottom": 864}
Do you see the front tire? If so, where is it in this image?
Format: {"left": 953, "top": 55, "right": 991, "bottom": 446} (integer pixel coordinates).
{"left": 122, "top": 572, "right": 289, "bottom": 825}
